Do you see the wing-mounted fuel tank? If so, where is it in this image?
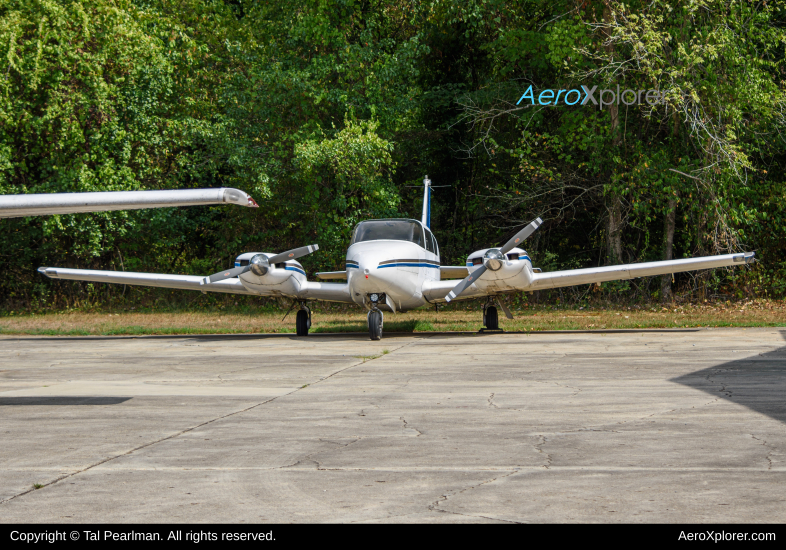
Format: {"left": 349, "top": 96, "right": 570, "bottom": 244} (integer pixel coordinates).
{"left": 200, "top": 244, "right": 319, "bottom": 297}
{"left": 464, "top": 247, "right": 535, "bottom": 292}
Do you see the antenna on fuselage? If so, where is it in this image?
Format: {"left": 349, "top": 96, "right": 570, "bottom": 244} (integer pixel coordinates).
{"left": 421, "top": 175, "right": 431, "bottom": 228}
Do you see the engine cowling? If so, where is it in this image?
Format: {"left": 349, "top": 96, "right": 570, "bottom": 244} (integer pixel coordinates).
{"left": 465, "top": 247, "right": 530, "bottom": 281}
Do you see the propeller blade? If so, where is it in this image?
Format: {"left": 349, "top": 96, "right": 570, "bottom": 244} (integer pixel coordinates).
{"left": 202, "top": 265, "right": 251, "bottom": 285}
{"left": 500, "top": 217, "right": 543, "bottom": 254}
{"left": 267, "top": 244, "right": 319, "bottom": 264}
{"left": 445, "top": 265, "right": 487, "bottom": 302}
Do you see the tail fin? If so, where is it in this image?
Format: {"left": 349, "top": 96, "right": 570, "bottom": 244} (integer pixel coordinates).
{"left": 421, "top": 176, "right": 431, "bottom": 228}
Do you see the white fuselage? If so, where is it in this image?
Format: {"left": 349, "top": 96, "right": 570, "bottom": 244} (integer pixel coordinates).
{"left": 345, "top": 240, "right": 439, "bottom": 311}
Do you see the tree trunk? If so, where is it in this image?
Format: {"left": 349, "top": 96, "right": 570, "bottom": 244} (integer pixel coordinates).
{"left": 607, "top": 197, "right": 624, "bottom": 263}
{"left": 662, "top": 109, "right": 680, "bottom": 301}
{"left": 661, "top": 197, "right": 677, "bottom": 301}
{"left": 603, "top": 2, "right": 624, "bottom": 265}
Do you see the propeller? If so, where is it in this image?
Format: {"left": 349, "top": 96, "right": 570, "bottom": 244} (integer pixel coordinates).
{"left": 445, "top": 218, "right": 542, "bottom": 302}
{"left": 201, "top": 244, "right": 319, "bottom": 285}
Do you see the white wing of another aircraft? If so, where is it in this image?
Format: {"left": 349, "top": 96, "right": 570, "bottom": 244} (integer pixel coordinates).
{"left": 0, "top": 188, "right": 258, "bottom": 218}
{"left": 37, "top": 177, "right": 756, "bottom": 340}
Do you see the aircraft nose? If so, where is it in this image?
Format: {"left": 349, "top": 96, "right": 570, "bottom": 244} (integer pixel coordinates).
{"left": 353, "top": 257, "right": 397, "bottom": 290}
{"left": 358, "top": 259, "right": 377, "bottom": 279}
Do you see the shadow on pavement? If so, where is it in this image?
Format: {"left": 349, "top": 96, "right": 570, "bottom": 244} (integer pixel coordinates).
{"left": 671, "top": 330, "right": 786, "bottom": 424}
{"left": 0, "top": 396, "right": 132, "bottom": 406}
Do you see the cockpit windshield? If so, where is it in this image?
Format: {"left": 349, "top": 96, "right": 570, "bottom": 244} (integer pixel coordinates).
{"left": 350, "top": 219, "right": 424, "bottom": 247}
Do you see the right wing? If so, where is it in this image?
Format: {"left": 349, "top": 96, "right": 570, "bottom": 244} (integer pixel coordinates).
{"left": 1, "top": 188, "right": 257, "bottom": 218}
{"left": 529, "top": 252, "right": 755, "bottom": 290}
{"left": 38, "top": 267, "right": 254, "bottom": 295}
{"left": 422, "top": 278, "right": 487, "bottom": 303}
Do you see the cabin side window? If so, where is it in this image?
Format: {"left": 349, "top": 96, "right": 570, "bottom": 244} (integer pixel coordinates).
{"left": 424, "top": 228, "right": 435, "bottom": 254}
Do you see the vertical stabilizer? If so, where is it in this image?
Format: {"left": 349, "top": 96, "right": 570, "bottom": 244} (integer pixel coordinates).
{"left": 421, "top": 175, "right": 431, "bottom": 227}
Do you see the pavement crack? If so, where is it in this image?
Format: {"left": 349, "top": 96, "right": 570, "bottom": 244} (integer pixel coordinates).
{"left": 400, "top": 417, "right": 423, "bottom": 437}
{"left": 534, "top": 435, "right": 552, "bottom": 469}
{"left": 551, "top": 381, "right": 582, "bottom": 398}
{"left": 705, "top": 369, "right": 733, "bottom": 399}
{"left": 281, "top": 438, "right": 362, "bottom": 471}
{"left": 751, "top": 434, "right": 773, "bottom": 470}
{"left": 427, "top": 470, "right": 521, "bottom": 523}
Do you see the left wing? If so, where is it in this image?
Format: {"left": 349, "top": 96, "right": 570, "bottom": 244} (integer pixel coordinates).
{"left": 38, "top": 267, "right": 254, "bottom": 295}
{"left": 39, "top": 267, "right": 355, "bottom": 303}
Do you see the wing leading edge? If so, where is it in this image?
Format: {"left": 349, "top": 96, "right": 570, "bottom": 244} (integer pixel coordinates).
{"left": 423, "top": 252, "right": 754, "bottom": 303}
{"left": 529, "top": 252, "right": 754, "bottom": 290}
{"left": 38, "top": 267, "right": 355, "bottom": 303}
{"left": 1, "top": 188, "right": 258, "bottom": 218}
{"left": 38, "top": 267, "right": 254, "bottom": 295}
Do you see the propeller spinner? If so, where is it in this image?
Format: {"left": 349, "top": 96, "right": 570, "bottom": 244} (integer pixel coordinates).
{"left": 201, "top": 244, "right": 319, "bottom": 285}
{"left": 445, "top": 218, "right": 542, "bottom": 302}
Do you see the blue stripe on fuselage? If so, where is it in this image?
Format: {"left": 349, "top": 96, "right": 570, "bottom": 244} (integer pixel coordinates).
{"left": 378, "top": 263, "right": 440, "bottom": 269}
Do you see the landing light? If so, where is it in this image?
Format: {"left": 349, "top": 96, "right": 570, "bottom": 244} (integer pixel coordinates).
{"left": 370, "top": 293, "right": 379, "bottom": 302}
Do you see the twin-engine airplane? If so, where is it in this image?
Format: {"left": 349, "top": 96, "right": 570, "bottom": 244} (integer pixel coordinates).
{"left": 39, "top": 177, "right": 755, "bottom": 340}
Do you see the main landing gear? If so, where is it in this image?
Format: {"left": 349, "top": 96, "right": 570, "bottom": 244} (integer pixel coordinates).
{"left": 482, "top": 297, "right": 500, "bottom": 331}
{"left": 296, "top": 302, "right": 311, "bottom": 336}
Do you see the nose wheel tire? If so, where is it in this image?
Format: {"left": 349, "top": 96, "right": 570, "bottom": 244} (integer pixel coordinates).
{"left": 368, "top": 310, "right": 383, "bottom": 340}
{"left": 484, "top": 306, "right": 499, "bottom": 331}
{"left": 296, "top": 309, "right": 310, "bottom": 336}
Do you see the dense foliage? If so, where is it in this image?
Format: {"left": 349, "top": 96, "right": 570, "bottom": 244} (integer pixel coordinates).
{"left": 1, "top": 0, "right": 785, "bottom": 310}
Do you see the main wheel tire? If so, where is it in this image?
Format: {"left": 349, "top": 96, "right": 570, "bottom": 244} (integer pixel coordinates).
{"left": 485, "top": 306, "right": 499, "bottom": 330}
{"left": 368, "top": 310, "right": 383, "bottom": 340}
{"left": 296, "top": 309, "right": 309, "bottom": 336}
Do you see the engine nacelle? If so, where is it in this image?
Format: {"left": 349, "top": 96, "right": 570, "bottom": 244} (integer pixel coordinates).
{"left": 233, "top": 252, "right": 306, "bottom": 296}
{"left": 466, "top": 247, "right": 530, "bottom": 275}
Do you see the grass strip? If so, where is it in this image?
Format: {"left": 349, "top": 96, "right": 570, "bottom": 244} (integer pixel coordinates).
{"left": 1, "top": 301, "right": 785, "bottom": 336}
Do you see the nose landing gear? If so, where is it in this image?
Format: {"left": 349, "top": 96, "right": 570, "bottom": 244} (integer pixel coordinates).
{"left": 367, "top": 309, "right": 383, "bottom": 340}
{"left": 366, "top": 294, "right": 384, "bottom": 340}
